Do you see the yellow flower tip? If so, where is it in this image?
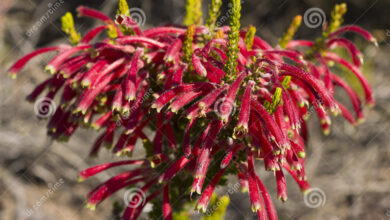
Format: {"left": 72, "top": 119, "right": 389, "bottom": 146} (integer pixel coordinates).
{"left": 251, "top": 204, "right": 261, "bottom": 213}
{"left": 357, "top": 117, "right": 365, "bottom": 124}
{"left": 291, "top": 123, "right": 296, "bottom": 130}
{"left": 195, "top": 204, "right": 207, "bottom": 213}
{"left": 220, "top": 115, "right": 229, "bottom": 124}
{"left": 45, "top": 65, "right": 56, "bottom": 74}
{"left": 157, "top": 176, "right": 165, "bottom": 184}
{"left": 297, "top": 151, "right": 306, "bottom": 158}
{"left": 297, "top": 101, "right": 305, "bottom": 108}
{"left": 330, "top": 106, "right": 341, "bottom": 116}
{"left": 157, "top": 73, "right": 165, "bottom": 81}
{"left": 112, "top": 106, "right": 122, "bottom": 113}
{"left": 8, "top": 73, "right": 17, "bottom": 79}
{"left": 287, "top": 130, "right": 295, "bottom": 139}
{"left": 190, "top": 188, "right": 200, "bottom": 199}
{"left": 72, "top": 108, "right": 82, "bottom": 115}
{"left": 186, "top": 115, "right": 194, "bottom": 120}
{"left": 302, "top": 189, "right": 309, "bottom": 195}
{"left": 85, "top": 203, "right": 96, "bottom": 211}
{"left": 170, "top": 107, "right": 179, "bottom": 114}
{"left": 103, "top": 143, "right": 114, "bottom": 149}
{"left": 358, "top": 55, "right": 364, "bottom": 65}
{"left": 322, "top": 128, "right": 330, "bottom": 136}
{"left": 150, "top": 161, "right": 157, "bottom": 168}
{"left": 233, "top": 124, "right": 248, "bottom": 139}
{"left": 115, "top": 148, "right": 129, "bottom": 157}
{"left": 240, "top": 187, "right": 249, "bottom": 193}
{"left": 372, "top": 38, "right": 379, "bottom": 47}
{"left": 278, "top": 195, "right": 288, "bottom": 203}
{"left": 115, "top": 151, "right": 123, "bottom": 157}
{"left": 78, "top": 176, "right": 86, "bottom": 182}
{"left": 320, "top": 119, "right": 330, "bottom": 125}
{"left": 81, "top": 80, "right": 91, "bottom": 88}
{"left": 367, "top": 102, "right": 375, "bottom": 108}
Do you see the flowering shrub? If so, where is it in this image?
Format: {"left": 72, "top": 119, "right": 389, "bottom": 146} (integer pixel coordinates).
{"left": 9, "top": 0, "right": 376, "bottom": 219}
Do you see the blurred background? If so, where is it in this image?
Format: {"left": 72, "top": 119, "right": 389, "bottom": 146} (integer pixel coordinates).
{"left": 1, "top": 0, "right": 390, "bottom": 219}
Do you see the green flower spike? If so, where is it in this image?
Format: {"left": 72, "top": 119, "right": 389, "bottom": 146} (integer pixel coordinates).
{"left": 61, "top": 12, "right": 81, "bottom": 45}
{"left": 224, "top": 0, "right": 241, "bottom": 81}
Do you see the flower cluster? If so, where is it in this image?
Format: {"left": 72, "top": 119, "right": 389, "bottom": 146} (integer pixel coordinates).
{"left": 9, "top": 0, "right": 376, "bottom": 219}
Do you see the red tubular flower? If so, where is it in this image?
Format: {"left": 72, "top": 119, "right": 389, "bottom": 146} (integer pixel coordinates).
{"left": 143, "top": 26, "right": 187, "bottom": 37}
{"left": 195, "top": 85, "right": 227, "bottom": 118}
{"left": 152, "top": 83, "right": 214, "bottom": 112}
{"left": 324, "top": 52, "right": 374, "bottom": 106}
{"left": 86, "top": 168, "right": 148, "bottom": 210}
{"left": 330, "top": 73, "right": 364, "bottom": 121}
{"left": 164, "top": 38, "right": 183, "bottom": 64}
{"left": 255, "top": 175, "right": 278, "bottom": 220}
{"left": 81, "top": 60, "right": 108, "bottom": 87}
{"left": 81, "top": 25, "right": 107, "bottom": 43}
{"left": 116, "top": 36, "right": 167, "bottom": 48}
{"left": 219, "top": 73, "right": 246, "bottom": 123}
{"left": 275, "top": 170, "right": 288, "bottom": 202}
{"left": 158, "top": 156, "right": 190, "bottom": 183}
{"left": 195, "top": 167, "right": 227, "bottom": 212}
{"left": 8, "top": 46, "right": 67, "bottom": 77}
{"left": 247, "top": 149, "right": 262, "bottom": 212}
{"left": 220, "top": 144, "right": 242, "bottom": 169}
{"left": 169, "top": 91, "right": 202, "bottom": 113}
{"left": 192, "top": 51, "right": 208, "bottom": 77}
{"left": 46, "top": 45, "right": 91, "bottom": 74}
{"left": 233, "top": 80, "right": 255, "bottom": 138}
{"left": 191, "top": 121, "right": 223, "bottom": 195}
{"left": 124, "top": 48, "right": 144, "bottom": 101}
{"left": 251, "top": 100, "right": 289, "bottom": 149}
{"left": 78, "top": 160, "right": 146, "bottom": 181}
{"left": 328, "top": 25, "right": 378, "bottom": 46}
{"left": 163, "top": 185, "right": 173, "bottom": 220}
{"left": 77, "top": 6, "right": 112, "bottom": 22}
{"left": 10, "top": 2, "right": 375, "bottom": 219}
{"left": 326, "top": 38, "right": 363, "bottom": 67}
